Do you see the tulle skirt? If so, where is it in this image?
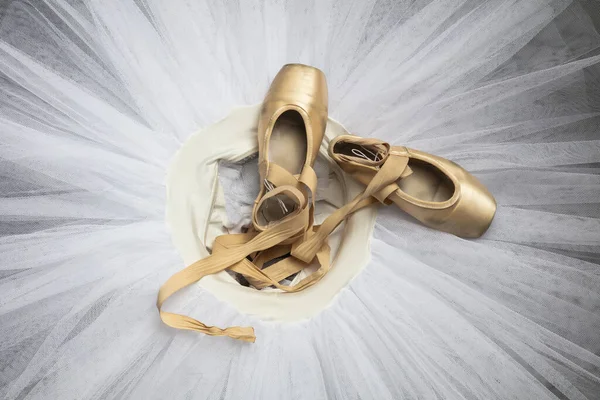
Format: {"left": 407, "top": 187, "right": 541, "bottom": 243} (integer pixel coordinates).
{"left": 1, "top": 0, "right": 599, "bottom": 399}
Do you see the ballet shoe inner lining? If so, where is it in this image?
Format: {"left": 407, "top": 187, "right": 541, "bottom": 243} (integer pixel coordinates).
{"left": 398, "top": 159, "right": 454, "bottom": 203}
{"left": 268, "top": 110, "right": 307, "bottom": 174}
{"left": 256, "top": 190, "right": 298, "bottom": 226}
{"left": 334, "top": 141, "right": 454, "bottom": 203}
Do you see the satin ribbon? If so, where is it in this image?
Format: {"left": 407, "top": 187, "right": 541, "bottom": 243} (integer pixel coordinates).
{"left": 157, "top": 151, "right": 410, "bottom": 342}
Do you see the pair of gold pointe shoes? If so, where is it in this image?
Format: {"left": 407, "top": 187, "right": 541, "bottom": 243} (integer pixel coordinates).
{"left": 252, "top": 63, "right": 496, "bottom": 239}
{"left": 157, "top": 64, "right": 497, "bottom": 343}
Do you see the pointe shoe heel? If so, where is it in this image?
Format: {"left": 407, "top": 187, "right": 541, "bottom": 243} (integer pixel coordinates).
{"left": 328, "top": 135, "right": 496, "bottom": 238}
{"left": 253, "top": 63, "right": 328, "bottom": 231}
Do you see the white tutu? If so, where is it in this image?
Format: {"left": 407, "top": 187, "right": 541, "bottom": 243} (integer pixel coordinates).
{"left": 1, "top": 0, "right": 600, "bottom": 399}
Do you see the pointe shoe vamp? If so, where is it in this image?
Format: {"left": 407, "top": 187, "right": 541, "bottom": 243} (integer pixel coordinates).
{"left": 258, "top": 100, "right": 327, "bottom": 167}
{"left": 390, "top": 149, "right": 496, "bottom": 237}
{"left": 258, "top": 65, "right": 328, "bottom": 173}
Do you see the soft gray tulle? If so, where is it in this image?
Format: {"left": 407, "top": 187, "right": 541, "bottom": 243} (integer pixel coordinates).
{"left": 1, "top": 0, "right": 599, "bottom": 399}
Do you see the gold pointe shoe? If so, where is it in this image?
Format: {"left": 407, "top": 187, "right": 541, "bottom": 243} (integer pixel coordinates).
{"left": 327, "top": 135, "right": 497, "bottom": 238}
{"left": 156, "top": 64, "right": 329, "bottom": 343}
{"left": 252, "top": 63, "right": 328, "bottom": 231}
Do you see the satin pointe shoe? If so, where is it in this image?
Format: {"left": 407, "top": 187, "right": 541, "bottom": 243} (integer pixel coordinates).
{"left": 327, "top": 135, "right": 497, "bottom": 238}
{"left": 252, "top": 63, "right": 328, "bottom": 232}
{"left": 156, "top": 64, "right": 329, "bottom": 343}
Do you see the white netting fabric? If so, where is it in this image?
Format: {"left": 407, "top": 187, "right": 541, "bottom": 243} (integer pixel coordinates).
{"left": 1, "top": 0, "right": 599, "bottom": 399}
